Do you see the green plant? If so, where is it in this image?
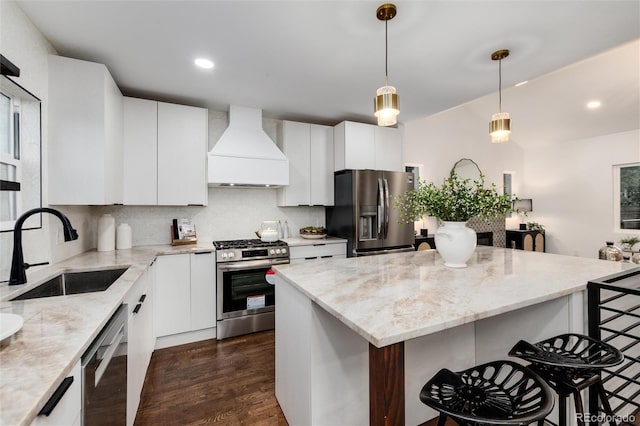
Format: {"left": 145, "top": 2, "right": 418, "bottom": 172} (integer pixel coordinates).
{"left": 620, "top": 235, "right": 640, "bottom": 246}
{"left": 395, "top": 172, "right": 515, "bottom": 223}
{"left": 527, "top": 222, "right": 545, "bottom": 232}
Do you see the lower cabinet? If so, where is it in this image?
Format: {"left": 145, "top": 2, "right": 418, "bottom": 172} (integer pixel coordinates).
{"left": 33, "top": 361, "right": 81, "bottom": 426}
{"left": 506, "top": 229, "right": 546, "bottom": 252}
{"left": 155, "top": 252, "right": 216, "bottom": 340}
{"left": 126, "top": 262, "right": 155, "bottom": 426}
{"left": 289, "top": 242, "right": 347, "bottom": 264}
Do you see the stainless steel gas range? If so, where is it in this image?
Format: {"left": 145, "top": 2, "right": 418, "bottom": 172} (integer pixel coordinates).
{"left": 214, "top": 239, "right": 289, "bottom": 340}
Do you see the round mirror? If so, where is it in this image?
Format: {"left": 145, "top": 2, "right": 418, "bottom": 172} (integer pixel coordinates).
{"left": 451, "top": 158, "right": 482, "bottom": 182}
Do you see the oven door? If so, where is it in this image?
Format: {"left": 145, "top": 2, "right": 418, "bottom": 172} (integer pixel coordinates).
{"left": 217, "top": 258, "right": 288, "bottom": 320}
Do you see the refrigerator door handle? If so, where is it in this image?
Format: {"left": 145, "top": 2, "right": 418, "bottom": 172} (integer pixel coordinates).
{"left": 377, "top": 178, "right": 384, "bottom": 239}
{"left": 383, "top": 178, "right": 390, "bottom": 239}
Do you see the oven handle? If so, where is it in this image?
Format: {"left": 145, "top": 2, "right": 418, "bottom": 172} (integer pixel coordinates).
{"left": 217, "top": 258, "right": 290, "bottom": 271}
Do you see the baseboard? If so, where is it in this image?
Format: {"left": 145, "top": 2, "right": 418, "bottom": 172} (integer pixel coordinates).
{"left": 154, "top": 327, "right": 217, "bottom": 350}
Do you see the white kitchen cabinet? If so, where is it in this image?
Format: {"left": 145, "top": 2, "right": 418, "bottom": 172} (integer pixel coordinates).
{"left": 155, "top": 252, "right": 216, "bottom": 341}
{"left": 155, "top": 254, "right": 191, "bottom": 336}
{"left": 32, "top": 360, "right": 81, "bottom": 426}
{"left": 190, "top": 251, "right": 216, "bottom": 331}
{"left": 48, "top": 55, "right": 123, "bottom": 205}
{"left": 373, "top": 126, "right": 403, "bottom": 172}
{"left": 289, "top": 241, "right": 347, "bottom": 264}
{"left": 277, "top": 121, "right": 334, "bottom": 206}
{"left": 123, "top": 97, "right": 158, "bottom": 205}
{"left": 157, "top": 102, "right": 208, "bottom": 206}
{"left": 123, "top": 98, "right": 208, "bottom": 206}
{"left": 333, "top": 121, "right": 403, "bottom": 172}
{"left": 125, "top": 261, "right": 155, "bottom": 426}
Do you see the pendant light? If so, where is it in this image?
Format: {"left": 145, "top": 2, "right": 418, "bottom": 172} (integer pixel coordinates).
{"left": 489, "top": 49, "right": 511, "bottom": 143}
{"left": 374, "top": 3, "right": 399, "bottom": 127}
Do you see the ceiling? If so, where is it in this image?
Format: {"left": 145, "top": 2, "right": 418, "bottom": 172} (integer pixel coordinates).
{"left": 14, "top": 0, "right": 640, "bottom": 126}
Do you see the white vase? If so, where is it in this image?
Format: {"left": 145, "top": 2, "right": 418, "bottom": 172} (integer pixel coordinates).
{"left": 97, "top": 214, "right": 115, "bottom": 252}
{"left": 434, "top": 221, "right": 477, "bottom": 268}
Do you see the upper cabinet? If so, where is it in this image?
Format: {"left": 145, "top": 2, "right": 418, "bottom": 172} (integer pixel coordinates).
{"left": 48, "top": 55, "right": 123, "bottom": 205}
{"left": 123, "top": 98, "right": 208, "bottom": 206}
{"left": 277, "top": 121, "right": 334, "bottom": 206}
{"left": 333, "top": 121, "right": 403, "bottom": 172}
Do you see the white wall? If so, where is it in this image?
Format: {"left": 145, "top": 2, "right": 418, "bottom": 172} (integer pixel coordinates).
{"left": 0, "top": 2, "right": 94, "bottom": 282}
{"left": 403, "top": 102, "right": 526, "bottom": 234}
{"left": 524, "top": 129, "right": 639, "bottom": 257}
{"left": 403, "top": 40, "right": 640, "bottom": 258}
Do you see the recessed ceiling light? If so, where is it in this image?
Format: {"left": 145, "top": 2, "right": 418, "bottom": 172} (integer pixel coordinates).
{"left": 194, "top": 58, "right": 214, "bottom": 69}
{"left": 587, "top": 100, "right": 601, "bottom": 109}
{"left": 514, "top": 81, "right": 528, "bottom": 87}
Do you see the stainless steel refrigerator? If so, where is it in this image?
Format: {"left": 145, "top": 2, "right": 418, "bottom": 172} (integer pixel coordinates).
{"left": 326, "top": 169, "right": 415, "bottom": 256}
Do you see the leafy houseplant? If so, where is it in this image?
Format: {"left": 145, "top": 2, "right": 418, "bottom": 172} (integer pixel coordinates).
{"left": 395, "top": 172, "right": 515, "bottom": 268}
{"left": 620, "top": 236, "right": 640, "bottom": 250}
{"left": 395, "top": 172, "right": 515, "bottom": 224}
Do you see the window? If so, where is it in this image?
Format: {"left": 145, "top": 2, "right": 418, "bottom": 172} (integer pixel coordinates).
{"left": 614, "top": 163, "right": 640, "bottom": 232}
{"left": 0, "top": 91, "right": 21, "bottom": 231}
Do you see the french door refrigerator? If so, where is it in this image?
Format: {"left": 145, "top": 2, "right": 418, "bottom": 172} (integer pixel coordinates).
{"left": 326, "top": 169, "right": 415, "bottom": 256}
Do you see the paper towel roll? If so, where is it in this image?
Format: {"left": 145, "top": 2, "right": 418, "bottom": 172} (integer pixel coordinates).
{"left": 116, "top": 223, "right": 132, "bottom": 250}
{"left": 97, "top": 214, "right": 115, "bottom": 252}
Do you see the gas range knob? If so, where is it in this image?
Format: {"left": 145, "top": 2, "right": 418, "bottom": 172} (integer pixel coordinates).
{"left": 275, "top": 248, "right": 281, "bottom": 254}
{"left": 228, "top": 252, "right": 235, "bottom": 258}
{"left": 281, "top": 248, "right": 287, "bottom": 254}
{"left": 270, "top": 249, "right": 275, "bottom": 255}
{"left": 221, "top": 253, "right": 227, "bottom": 258}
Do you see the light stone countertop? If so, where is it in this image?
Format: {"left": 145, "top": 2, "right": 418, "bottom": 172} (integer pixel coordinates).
{"left": 282, "top": 236, "right": 347, "bottom": 247}
{"left": 274, "top": 246, "right": 637, "bottom": 348}
{"left": 0, "top": 243, "right": 214, "bottom": 426}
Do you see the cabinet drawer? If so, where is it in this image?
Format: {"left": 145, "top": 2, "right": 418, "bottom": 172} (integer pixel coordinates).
{"left": 289, "top": 243, "right": 346, "bottom": 260}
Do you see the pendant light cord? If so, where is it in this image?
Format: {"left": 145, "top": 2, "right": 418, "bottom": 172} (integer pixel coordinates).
{"left": 498, "top": 58, "right": 502, "bottom": 113}
{"left": 385, "top": 19, "right": 389, "bottom": 84}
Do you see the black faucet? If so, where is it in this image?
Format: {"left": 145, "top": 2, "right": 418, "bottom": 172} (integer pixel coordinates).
{"left": 9, "top": 207, "right": 79, "bottom": 285}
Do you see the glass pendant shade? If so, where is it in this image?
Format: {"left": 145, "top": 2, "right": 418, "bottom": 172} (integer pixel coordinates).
{"left": 489, "top": 112, "right": 511, "bottom": 143}
{"left": 374, "top": 85, "right": 399, "bottom": 126}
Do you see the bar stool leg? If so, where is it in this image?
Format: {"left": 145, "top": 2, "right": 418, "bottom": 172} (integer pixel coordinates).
{"left": 573, "top": 390, "right": 585, "bottom": 426}
{"left": 596, "top": 382, "right": 618, "bottom": 426}
{"left": 559, "top": 395, "right": 568, "bottom": 426}
{"left": 436, "top": 413, "right": 448, "bottom": 426}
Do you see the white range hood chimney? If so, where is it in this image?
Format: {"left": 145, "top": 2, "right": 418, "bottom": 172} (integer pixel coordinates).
{"left": 208, "top": 105, "right": 289, "bottom": 187}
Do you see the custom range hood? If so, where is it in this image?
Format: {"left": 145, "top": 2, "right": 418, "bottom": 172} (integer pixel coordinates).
{"left": 208, "top": 105, "right": 289, "bottom": 187}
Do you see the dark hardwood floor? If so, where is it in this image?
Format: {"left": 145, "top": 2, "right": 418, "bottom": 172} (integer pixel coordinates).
{"left": 135, "top": 331, "right": 640, "bottom": 426}
{"left": 135, "top": 330, "right": 287, "bottom": 425}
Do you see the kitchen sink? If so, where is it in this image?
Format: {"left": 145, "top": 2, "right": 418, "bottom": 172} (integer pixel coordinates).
{"left": 11, "top": 268, "right": 128, "bottom": 301}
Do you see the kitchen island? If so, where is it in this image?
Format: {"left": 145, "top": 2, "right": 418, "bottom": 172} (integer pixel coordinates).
{"left": 273, "top": 247, "right": 635, "bottom": 426}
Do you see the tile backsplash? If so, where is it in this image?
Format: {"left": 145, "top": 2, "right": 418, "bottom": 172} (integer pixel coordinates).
{"left": 93, "top": 187, "right": 325, "bottom": 246}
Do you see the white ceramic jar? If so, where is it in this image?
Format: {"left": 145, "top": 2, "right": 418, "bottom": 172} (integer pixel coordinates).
{"left": 116, "top": 223, "right": 132, "bottom": 250}
{"left": 97, "top": 214, "right": 115, "bottom": 252}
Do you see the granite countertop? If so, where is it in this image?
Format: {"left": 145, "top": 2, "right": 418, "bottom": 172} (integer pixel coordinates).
{"left": 0, "top": 243, "right": 214, "bottom": 426}
{"left": 274, "top": 247, "right": 636, "bottom": 348}
{"left": 282, "top": 236, "right": 347, "bottom": 247}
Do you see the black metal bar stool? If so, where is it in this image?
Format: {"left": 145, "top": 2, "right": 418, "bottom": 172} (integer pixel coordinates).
{"left": 509, "top": 333, "right": 624, "bottom": 426}
{"left": 419, "top": 360, "right": 554, "bottom": 426}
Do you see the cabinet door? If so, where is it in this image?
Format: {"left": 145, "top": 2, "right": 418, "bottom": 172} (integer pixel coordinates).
{"left": 157, "top": 102, "right": 208, "bottom": 206}
{"left": 33, "top": 360, "right": 81, "bottom": 426}
{"left": 155, "top": 254, "right": 191, "bottom": 336}
{"left": 310, "top": 124, "right": 334, "bottom": 206}
{"left": 126, "top": 263, "right": 155, "bottom": 426}
{"left": 278, "top": 121, "right": 311, "bottom": 206}
{"left": 374, "top": 126, "right": 403, "bottom": 172}
{"left": 123, "top": 98, "right": 158, "bottom": 205}
{"left": 190, "top": 252, "right": 216, "bottom": 331}
{"left": 48, "top": 55, "right": 123, "bottom": 205}
{"left": 334, "top": 121, "right": 375, "bottom": 171}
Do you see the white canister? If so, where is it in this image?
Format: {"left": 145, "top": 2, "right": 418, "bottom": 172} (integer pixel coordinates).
{"left": 97, "top": 214, "right": 115, "bottom": 252}
{"left": 116, "top": 223, "right": 132, "bottom": 250}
